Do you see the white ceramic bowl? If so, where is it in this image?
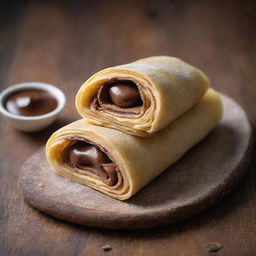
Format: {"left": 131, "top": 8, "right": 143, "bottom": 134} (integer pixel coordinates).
{"left": 0, "top": 82, "right": 66, "bottom": 132}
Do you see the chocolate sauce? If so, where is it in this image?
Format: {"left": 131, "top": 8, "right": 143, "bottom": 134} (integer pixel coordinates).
{"left": 63, "top": 140, "right": 118, "bottom": 186}
{"left": 4, "top": 88, "right": 58, "bottom": 116}
{"left": 97, "top": 81, "right": 143, "bottom": 109}
{"left": 109, "top": 82, "right": 142, "bottom": 108}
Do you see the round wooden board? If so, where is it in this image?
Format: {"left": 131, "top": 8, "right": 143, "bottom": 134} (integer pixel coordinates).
{"left": 20, "top": 94, "right": 253, "bottom": 229}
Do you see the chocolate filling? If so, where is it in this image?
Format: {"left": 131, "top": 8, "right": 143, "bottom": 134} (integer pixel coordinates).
{"left": 4, "top": 88, "right": 57, "bottom": 116}
{"left": 62, "top": 140, "right": 118, "bottom": 186}
{"left": 93, "top": 80, "right": 143, "bottom": 114}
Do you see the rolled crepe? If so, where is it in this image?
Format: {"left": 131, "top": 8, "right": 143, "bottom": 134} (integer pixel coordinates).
{"left": 46, "top": 89, "right": 222, "bottom": 200}
{"left": 76, "top": 56, "right": 210, "bottom": 136}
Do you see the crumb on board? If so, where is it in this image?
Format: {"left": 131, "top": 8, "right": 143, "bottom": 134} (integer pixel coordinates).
{"left": 205, "top": 242, "right": 223, "bottom": 252}
{"left": 38, "top": 183, "right": 45, "bottom": 188}
{"left": 101, "top": 244, "right": 112, "bottom": 252}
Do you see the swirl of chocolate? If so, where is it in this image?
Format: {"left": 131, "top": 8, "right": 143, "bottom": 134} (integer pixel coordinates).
{"left": 5, "top": 88, "right": 57, "bottom": 116}
{"left": 109, "top": 82, "right": 142, "bottom": 108}
{"left": 63, "top": 141, "right": 118, "bottom": 186}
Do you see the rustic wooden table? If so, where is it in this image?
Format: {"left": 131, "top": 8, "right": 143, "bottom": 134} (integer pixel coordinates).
{"left": 1, "top": 1, "right": 255, "bottom": 255}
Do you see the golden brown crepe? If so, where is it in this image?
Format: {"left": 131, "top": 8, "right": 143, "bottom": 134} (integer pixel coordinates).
{"left": 76, "top": 56, "right": 210, "bottom": 136}
{"left": 46, "top": 89, "right": 222, "bottom": 200}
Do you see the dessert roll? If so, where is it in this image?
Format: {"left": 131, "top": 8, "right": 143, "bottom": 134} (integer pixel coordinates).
{"left": 46, "top": 89, "right": 222, "bottom": 200}
{"left": 76, "top": 56, "right": 210, "bottom": 136}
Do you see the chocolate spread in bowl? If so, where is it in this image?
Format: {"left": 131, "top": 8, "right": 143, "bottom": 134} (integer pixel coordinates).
{"left": 4, "top": 88, "right": 58, "bottom": 116}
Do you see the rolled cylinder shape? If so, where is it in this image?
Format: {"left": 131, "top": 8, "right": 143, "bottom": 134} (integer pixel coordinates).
{"left": 46, "top": 89, "right": 222, "bottom": 200}
{"left": 76, "top": 56, "right": 210, "bottom": 136}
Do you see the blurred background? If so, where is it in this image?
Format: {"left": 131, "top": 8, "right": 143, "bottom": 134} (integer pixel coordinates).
{"left": 1, "top": 1, "right": 256, "bottom": 255}
{"left": 1, "top": 0, "right": 255, "bottom": 122}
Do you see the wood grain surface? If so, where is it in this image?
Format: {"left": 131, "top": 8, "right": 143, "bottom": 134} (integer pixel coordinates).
{"left": 20, "top": 95, "right": 253, "bottom": 229}
{"left": 0, "top": 0, "right": 256, "bottom": 255}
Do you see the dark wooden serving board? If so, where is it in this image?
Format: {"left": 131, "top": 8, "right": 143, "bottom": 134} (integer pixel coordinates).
{"left": 20, "top": 94, "right": 253, "bottom": 229}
